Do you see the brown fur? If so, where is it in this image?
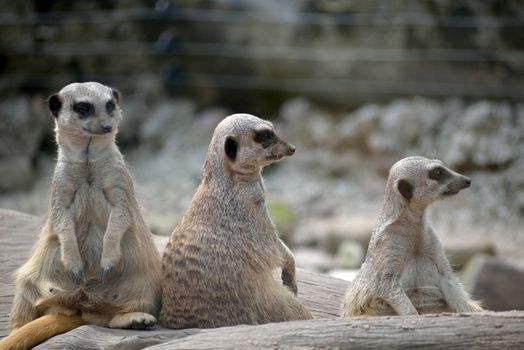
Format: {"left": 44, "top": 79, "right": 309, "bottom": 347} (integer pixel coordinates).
{"left": 342, "top": 156, "right": 482, "bottom": 317}
{"left": 4, "top": 83, "right": 162, "bottom": 346}
{"left": 160, "top": 114, "right": 313, "bottom": 328}
{"left": 0, "top": 314, "right": 85, "bottom": 350}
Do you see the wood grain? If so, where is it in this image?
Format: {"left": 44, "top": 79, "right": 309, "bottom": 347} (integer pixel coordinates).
{"left": 1, "top": 209, "right": 523, "bottom": 349}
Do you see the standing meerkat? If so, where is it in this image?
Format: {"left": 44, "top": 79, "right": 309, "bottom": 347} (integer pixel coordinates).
{"left": 342, "top": 156, "right": 482, "bottom": 317}
{"left": 1, "top": 82, "right": 162, "bottom": 350}
{"left": 160, "top": 113, "right": 313, "bottom": 328}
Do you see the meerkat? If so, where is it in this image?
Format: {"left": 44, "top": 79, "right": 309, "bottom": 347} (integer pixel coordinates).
{"left": 160, "top": 113, "right": 313, "bottom": 329}
{"left": 341, "top": 156, "right": 482, "bottom": 317}
{"left": 0, "top": 82, "right": 162, "bottom": 350}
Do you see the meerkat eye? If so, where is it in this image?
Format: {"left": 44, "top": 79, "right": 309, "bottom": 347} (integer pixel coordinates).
{"left": 73, "top": 102, "right": 94, "bottom": 119}
{"left": 429, "top": 167, "right": 448, "bottom": 181}
{"left": 106, "top": 100, "right": 115, "bottom": 113}
{"left": 254, "top": 129, "right": 275, "bottom": 147}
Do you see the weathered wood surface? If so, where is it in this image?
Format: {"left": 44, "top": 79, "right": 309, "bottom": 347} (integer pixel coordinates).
{"left": 34, "top": 312, "right": 524, "bottom": 350}
{"left": 2, "top": 208, "right": 524, "bottom": 349}
{"left": 0, "top": 209, "right": 44, "bottom": 338}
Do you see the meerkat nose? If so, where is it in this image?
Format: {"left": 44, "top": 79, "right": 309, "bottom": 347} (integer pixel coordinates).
{"left": 287, "top": 145, "right": 296, "bottom": 155}
{"left": 102, "top": 125, "right": 113, "bottom": 133}
{"left": 464, "top": 177, "right": 471, "bottom": 187}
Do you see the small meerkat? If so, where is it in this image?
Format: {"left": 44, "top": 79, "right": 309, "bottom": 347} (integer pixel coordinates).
{"left": 341, "top": 156, "right": 482, "bottom": 317}
{"left": 1, "top": 82, "right": 162, "bottom": 350}
{"left": 160, "top": 113, "right": 313, "bottom": 328}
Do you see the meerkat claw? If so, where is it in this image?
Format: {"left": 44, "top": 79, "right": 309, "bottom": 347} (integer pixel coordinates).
{"left": 100, "top": 266, "right": 112, "bottom": 280}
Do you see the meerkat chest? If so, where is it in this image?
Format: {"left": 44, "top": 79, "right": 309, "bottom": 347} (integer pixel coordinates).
{"left": 69, "top": 164, "right": 113, "bottom": 227}
{"left": 400, "top": 238, "right": 442, "bottom": 289}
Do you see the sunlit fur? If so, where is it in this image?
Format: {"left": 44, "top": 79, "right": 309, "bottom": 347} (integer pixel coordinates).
{"left": 6, "top": 83, "right": 162, "bottom": 348}
{"left": 160, "top": 114, "right": 313, "bottom": 329}
{"left": 342, "top": 156, "right": 482, "bottom": 317}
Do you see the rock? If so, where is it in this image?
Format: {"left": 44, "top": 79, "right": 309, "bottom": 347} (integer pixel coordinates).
{"left": 0, "top": 156, "right": 34, "bottom": 192}
{"left": 462, "top": 255, "right": 524, "bottom": 311}
{"left": 500, "top": 160, "right": 524, "bottom": 216}
{"left": 441, "top": 101, "right": 520, "bottom": 169}
{"left": 335, "top": 240, "right": 365, "bottom": 269}
{"left": 337, "top": 104, "right": 381, "bottom": 152}
{"left": 279, "top": 98, "right": 336, "bottom": 148}
{"left": 293, "top": 214, "right": 374, "bottom": 254}
{"left": 118, "top": 96, "right": 149, "bottom": 147}
{"left": 444, "top": 238, "right": 496, "bottom": 270}
{"left": 294, "top": 247, "right": 335, "bottom": 273}
{"left": 138, "top": 99, "right": 196, "bottom": 149}
{"left": 279, "top": 97, "right": 311, "bottom": 126}
{"left": 367, "top": 98, "right": 444, "bottom": 156}
{"left": 0, "top": 96, "right": 47, "bottom": 191}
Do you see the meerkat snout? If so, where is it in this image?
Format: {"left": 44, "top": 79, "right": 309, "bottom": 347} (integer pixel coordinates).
{"left": 443, "top": 175, "right": 471, "bottom": 196}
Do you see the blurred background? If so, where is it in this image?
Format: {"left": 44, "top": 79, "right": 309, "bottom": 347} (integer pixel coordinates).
{"left": 1, "top": 1, "right": 523, "bottom": 310}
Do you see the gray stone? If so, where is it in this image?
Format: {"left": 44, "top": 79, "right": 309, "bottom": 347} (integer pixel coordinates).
{"left": 138, "top": 99, "right": 196, "bottom": 149}
{"left": 294, "top": 247, "right": 335, "bottom": 273}
{"left": 293, "top": 215, "right": 374, "bottom": 254}
{"left": 0, "top": 156, "right": 34, "bottom": 191}
{"left": 367, "top": 98, "right": 443, "bottom": 155}
{"left": 0, "top": 96, "right": 48, "bottom": 191}
{"left": 462, "top": 255, "right": 524, "bottom": 311}
{"left": 444, "top": 238, "right": 496, "bottom": 270}
{"left": 442, "top": 101, "right": 520, "bottom": 169}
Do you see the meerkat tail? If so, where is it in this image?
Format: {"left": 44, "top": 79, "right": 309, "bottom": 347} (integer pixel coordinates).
{"left": 467, "top": 299, "right": 483, "bottom": 312}
{"left": 0, "top": 314, "right": 85, "bottom": 350}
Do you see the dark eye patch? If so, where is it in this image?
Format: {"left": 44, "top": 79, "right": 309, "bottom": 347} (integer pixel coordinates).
{"left": 254, "top": 129, "right": 276, "bottom": 148}
{"left": 73, "top": 102, "right": 94, "bottom": 119}
{"left": 106, "top": 100, "right": 115, "bottom": 114}
{"left": 428, "top": 166, "right": 450, "bottom": 182}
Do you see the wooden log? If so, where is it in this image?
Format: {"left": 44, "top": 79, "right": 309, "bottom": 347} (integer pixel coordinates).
{"left": 2, "top": 209, "right": 523, "bottom": 350}
{"left": 0, "top": 209, "right": 44, "bottom": 338}
{"left": 35, "top": 312, "right": 524, "bottom": 350}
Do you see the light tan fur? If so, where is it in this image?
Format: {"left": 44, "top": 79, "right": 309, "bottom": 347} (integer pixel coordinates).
{"left": 342, "top": 156, "right": 482, "bottom": 317}
{"left": 4, "top": 83, "right": 162, "bottom": 347}
{"left": 160, "top": 113, "right": 313, "bottom": 328}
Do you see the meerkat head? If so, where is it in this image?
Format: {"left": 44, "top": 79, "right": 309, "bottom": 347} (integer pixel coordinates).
{"left": 388, "top": 156, "right": 471, "bottom": 208}
{"left": 212, "top": 113, "right": 295, "bottom": 175}
{"left": 48, "top": 82, "right": 122, "bottom": 138}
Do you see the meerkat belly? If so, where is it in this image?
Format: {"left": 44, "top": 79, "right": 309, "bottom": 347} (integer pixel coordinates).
{"left": 401, "top": 256, "right": 447, "bottom": 312}
{"left": 71, "top": 183, "right": 111, "bottom": 273}
{"left": 401, "top": 256, "right": 441, "bottom": 289}
{"left": 36, "top": 184, "right": 116, "bottom": 311}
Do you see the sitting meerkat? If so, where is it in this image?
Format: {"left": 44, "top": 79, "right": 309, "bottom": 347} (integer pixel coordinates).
{"left": 1, "top": 82, "right": 162, "bottom": 350}
{"left": 160, "top": 113, "right": 313, "bottom": 328}
{"left": 341, "top": 156, "right": 482, "bottom": 317}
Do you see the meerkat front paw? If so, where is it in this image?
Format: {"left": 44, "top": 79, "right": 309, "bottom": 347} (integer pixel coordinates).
{"left": 100, "top": 256, "right": 118, "bottom": 279}
{"left": 61, "top": 253, "right": 83, "bottom": 283}
{"left": 100, "top": 250, "right": 122, "bottom": 279}
{"left": 282, "top": 270, "right": 298, "bottom": 296}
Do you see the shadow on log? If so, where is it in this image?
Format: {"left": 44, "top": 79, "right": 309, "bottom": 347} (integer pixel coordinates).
{"left": 1, "top": 209, "right": 523, "bottom": 349}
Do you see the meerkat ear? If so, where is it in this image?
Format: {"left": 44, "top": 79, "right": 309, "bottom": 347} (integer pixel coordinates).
{"left": 224, "top": 136, "right": 238, "bottom": 161}
{"left": 111, "top": 89, "right": 121, "bottom": 103}
{"left": 48, "top": 94, "right": 62, "bottom": 118}
{"left": 398, "top": 179, "right": 413, "bottom": 200}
